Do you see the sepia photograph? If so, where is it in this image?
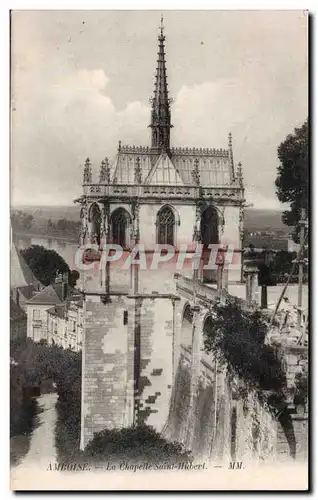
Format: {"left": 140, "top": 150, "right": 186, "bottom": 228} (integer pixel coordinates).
{"left": 9, "top": 9, "right": 308, "bottom": 491}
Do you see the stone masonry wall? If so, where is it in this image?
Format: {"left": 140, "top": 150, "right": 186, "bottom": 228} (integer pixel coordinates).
{"left": 80, "top": 294, "right": 134, "bottom": 449}
{"left": 135, "top": 297, "right": 175, "bottom": 431}
{"left": 276, "top": 344, "right": 308, "bottom": 462}
{"left": 166, "top": 347, "right": 278, "bottom": 463}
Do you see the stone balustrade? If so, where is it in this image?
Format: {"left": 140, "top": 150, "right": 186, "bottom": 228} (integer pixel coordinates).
{"left": 174, "top": 272, "right": 218, "bottom": 303}
{"left": 83, "top": 183, "right": 243, "bottom": 202}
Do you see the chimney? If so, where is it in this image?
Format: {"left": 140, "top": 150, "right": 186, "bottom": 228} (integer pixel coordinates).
{"left": 62, "top": 272, "right": 68, "bottom": 301}
{"left": 55, "top": 272, "right": 68, "bottom": 301}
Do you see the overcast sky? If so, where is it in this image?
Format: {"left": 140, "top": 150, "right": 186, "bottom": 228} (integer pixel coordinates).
{"left": 11, "top": 10, "right": 308, "bottom": 209}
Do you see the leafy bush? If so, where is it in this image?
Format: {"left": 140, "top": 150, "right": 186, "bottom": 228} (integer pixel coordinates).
{"left": 10, "top": 338, "right": 81, "bottom": 448}
{"left": 84, "top": 424, "right": 191, "bottom": 464}
{"left": 10, "top": 364, "right": 38, "bottom": 438}
{"left": 54, "top": 352, "right": 82, "bottom": 462}
{"left": 203, "top": 298, "right": 287, "bottom": 406}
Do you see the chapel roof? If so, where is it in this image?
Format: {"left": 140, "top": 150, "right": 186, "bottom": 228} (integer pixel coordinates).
{"left": 82, "top": 20, "right": 242, "bottom": 191}
{"left": 110, "top": 145, "right": 234, "bottom": 187}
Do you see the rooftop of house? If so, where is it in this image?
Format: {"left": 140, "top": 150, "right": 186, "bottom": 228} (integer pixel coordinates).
{"left": 16, "top": 283, "right": 40, "bottom": 301}
{"left": 10, "top": 237, "right": 40, "bottom": 290}
{"left": 26, "top": 284, "right": 64, "bottom": 306}
{"left": 26, "top": 281, "right": 83, "bottom": 307}
{"left": 47, "top": 304, "right": 68, "bottom": 319}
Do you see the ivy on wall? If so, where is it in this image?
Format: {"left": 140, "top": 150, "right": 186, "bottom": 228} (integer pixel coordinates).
{"left": 203, "top": 298, "right": 287, "bottom": 409}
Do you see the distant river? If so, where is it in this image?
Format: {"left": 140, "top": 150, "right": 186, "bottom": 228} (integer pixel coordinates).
{"left": 15, "top": 234, "right": 79, "bottom": 270}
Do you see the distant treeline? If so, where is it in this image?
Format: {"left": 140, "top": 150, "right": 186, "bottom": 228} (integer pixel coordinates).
{"left": 11, "top": 209, "right": 81, "bottom": 239}
{"left": 47, "top": 218, "right": 81, "bottom": 238}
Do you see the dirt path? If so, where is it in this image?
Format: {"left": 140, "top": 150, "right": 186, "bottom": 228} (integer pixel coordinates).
{"left": 11, "top": 392, "right": 58, "bottom": 490}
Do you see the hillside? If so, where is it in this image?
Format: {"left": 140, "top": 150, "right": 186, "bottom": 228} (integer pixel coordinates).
{"left": 12, "top": 205, "right": 81, "bottom": 223}
{"left": 11, "top": 205, "right": 287, "bottom": 234}
{"left": 244, "top": 208, "right": 287, "bottom": 233}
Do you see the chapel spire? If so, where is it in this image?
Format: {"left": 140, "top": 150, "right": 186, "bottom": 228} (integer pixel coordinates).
{"left": 149, "top": 16, "right": 173, "bottom": 152}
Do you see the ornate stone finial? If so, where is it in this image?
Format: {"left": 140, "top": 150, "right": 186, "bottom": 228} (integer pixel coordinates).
{"left": 118, "top": 140, "right": 122, "bottom": 152}
{"left": 99, "top": 159, "right": 106, "bottom": 183}
{"left": 228, "top": 132, "right": 235, "bottom": 181}
{"left": 99, "top": 157, "right": 110, "bottom": 184}
{"left": 191, "top": 158, "right": 200, "bottom": 186}
{"left": 237, "top": 162, "right": 243, "bottom": 185}
{"left": 134, "top": 156, "right": 142, "bottom": 184}
{"left": 83, "top": 157, "right": 92, "bottom": 184}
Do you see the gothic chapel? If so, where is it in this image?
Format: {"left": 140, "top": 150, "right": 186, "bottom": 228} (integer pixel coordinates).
{"left": 76, "top": 21, "right": 245, "bottom": 449}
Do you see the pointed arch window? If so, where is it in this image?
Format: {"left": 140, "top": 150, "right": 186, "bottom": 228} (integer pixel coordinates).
{"left": 89, "top": 203, "right": 101, "bottom": 246}
{"left": 111, "top": 208, "right": 131, "bottom": 248}
{"left": 200, "top": 206, "right": 219, "bottom": 283}
{"left": 157, "top": 205, "right": 175, "bottom": 246}
{"left": 200, "top": 206, "right": 219, "bottom": 247}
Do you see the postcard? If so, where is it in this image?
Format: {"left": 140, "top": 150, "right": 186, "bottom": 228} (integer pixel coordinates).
{"left": 10, "top": 10, "right": 308, "bottom": 491}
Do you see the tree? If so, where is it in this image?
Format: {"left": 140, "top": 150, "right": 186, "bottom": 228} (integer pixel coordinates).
{"left": 275, "top": 119, "right": 308, "bottom": 242}
{"left": 10, "top": 338, "right": 81, "bottom": 446}
{"left": 57, "top": 218, "right": 68, "bottom": 232}
{"left": 11, "top": 210, "right": 34, "bottom": 231}
{"left": 270, "top": 250, "right": 297, "bottom": 278}
{"left": 20, "top": 245, "right": 70, "bottom": 286}
{"left": 203, "top": 299, "right": 287, "bottom": 398}
{"left": 47, "top": 219, "right": 54, "bottom": 235}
